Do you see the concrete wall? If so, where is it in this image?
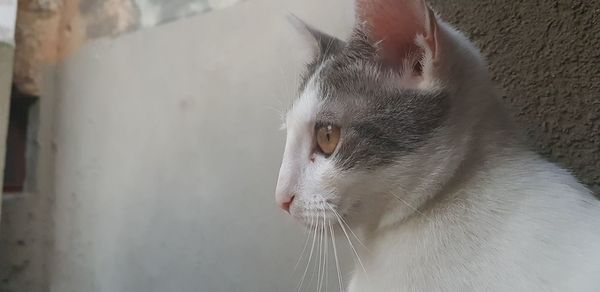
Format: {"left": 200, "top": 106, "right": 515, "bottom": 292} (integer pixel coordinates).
{"left": 430, "top": 0, "right": 600, "bottom": 194}
{"left": 31, "top": 0, "right": 353, "bottom": 291}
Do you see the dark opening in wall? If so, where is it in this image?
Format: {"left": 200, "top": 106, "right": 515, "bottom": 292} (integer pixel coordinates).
{"left": 3, "top": 86, "right": 37, "bottom": 193}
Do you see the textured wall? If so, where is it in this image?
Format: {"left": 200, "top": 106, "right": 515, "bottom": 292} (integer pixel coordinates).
{"left": 430, "top": 0, "right": 600, "bottom": 194}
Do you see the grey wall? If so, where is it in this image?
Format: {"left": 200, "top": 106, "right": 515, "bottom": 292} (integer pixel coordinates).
{"left": 430, "top": 0, "right": 600, "bottom": 194}
{"left": 2, "top": 0, "right": 354, "bottom": 291}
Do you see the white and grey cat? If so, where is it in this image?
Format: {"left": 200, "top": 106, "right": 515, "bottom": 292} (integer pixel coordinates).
{"left": 275, "top": 0, "right": 600, "bottom": 291}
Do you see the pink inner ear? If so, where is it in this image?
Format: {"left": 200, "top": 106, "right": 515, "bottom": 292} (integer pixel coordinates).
{"left": 357, "top": 0, "right": 429, "bottom": 66}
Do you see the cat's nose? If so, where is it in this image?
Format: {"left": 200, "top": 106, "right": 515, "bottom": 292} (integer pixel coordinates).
{"left": 278, "top": 194, "right": 295, "bottom": 213}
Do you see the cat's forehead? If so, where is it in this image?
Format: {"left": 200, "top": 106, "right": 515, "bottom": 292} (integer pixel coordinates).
{"left": 298, "top": 29, "right": 381, "bottom": 95}
{"left": 288, "top": 60, "right": 413, "bottom": 125}
{"left": 320, "top": 59, "right": 384, "bottom": 96}
{"left": 286, "top": 75, "right": 322, "bottom": 127}
{"left": 288, "top": 59, "right": 362, "bottom": 125}
{"left": 297, "top": 61, "right": 398, "bottom": 119}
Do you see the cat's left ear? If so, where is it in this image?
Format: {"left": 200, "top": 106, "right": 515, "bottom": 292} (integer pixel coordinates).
{"left": 287, "top": 15, "right": 345, "bottom": 59}
{"left": 356, "top": 0, "right": 440, "bottom": 77}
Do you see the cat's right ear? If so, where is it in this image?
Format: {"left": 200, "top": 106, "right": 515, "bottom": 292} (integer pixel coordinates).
{"left": 287, "top": 15, "right": 344, "bottom": 58}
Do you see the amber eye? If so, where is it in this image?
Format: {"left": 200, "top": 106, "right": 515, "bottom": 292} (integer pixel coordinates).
{"left": 316, "top": 124, "right": 341, "bottom": 156}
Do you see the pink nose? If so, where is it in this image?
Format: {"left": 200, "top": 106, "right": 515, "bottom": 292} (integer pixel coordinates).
{"left": 278, "top": 195, "right": 295, "bottom": 213}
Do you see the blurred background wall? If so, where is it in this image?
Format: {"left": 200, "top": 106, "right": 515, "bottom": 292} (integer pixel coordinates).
{"left": 2, "top": 0, "right": 354, "bottom": 291}
{"left": 0, "top": 0, "right": 17, "bottom": 205}
{"left": 0, "top": 0, "right": 598, "bottom": 292}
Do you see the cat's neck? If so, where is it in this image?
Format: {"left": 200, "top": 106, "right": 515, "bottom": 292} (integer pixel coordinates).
{"left": 352, "top": 102, "right": 527, "bottom": 244}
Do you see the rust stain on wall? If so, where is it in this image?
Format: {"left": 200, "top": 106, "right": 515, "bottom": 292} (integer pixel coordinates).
{"left": 13, "top": 0, "right": 139, "bottom": 96}
{"left": 12, "top": 0, "right": 62, "bottom": 96}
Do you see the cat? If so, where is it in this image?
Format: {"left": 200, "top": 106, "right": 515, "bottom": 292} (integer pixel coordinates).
{"left": 275, "top": 0, "right": 600, "bottom": 291}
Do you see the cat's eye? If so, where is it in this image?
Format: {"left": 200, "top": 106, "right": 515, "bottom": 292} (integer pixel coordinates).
{"left": 316, "top": 124, "right": 341, "bottom": 156}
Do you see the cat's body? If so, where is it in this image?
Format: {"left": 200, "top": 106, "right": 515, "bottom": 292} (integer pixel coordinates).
{"left": 348, "top": 151, "right": 600, "bottom": 291}
{"left": 275, "top": 1, "right": 600, "bottom": 291}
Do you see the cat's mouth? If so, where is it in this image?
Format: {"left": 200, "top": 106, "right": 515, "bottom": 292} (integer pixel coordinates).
{"left": 293, "top": 203, "right": 348, "bottom": 230}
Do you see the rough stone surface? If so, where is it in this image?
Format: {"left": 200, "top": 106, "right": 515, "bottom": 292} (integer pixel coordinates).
{"left": 430, "top": 0, "right": 600, "bottom": 194}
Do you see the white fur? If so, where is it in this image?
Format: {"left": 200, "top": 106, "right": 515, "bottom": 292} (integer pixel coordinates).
{"left": 347, "top": 152, "right": 600, "bottom": 292}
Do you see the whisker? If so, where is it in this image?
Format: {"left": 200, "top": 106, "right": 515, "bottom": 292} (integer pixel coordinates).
{"left": 263, "top": 105, "right": 285, "bottom": 121}
{"left": 387, "top": 192, "right": 430, "bottom": 222}
{"left": 293, "top": 215, "right": 314, "bottom": 273}
{"left": 316, "top": 213, "right": 324, "bottom": 292}
{"left": 332, "top": 206, "right": 369, "bottom": 281}
{"left": 326, "top": 203, "right": 369, "bottom": 251}
{"left": 324, "top": 217, "right": 329, "bottom": 292}
{"left": 297, "top": 213, "right": 318, "bottom": 292}
{"left": 307, "top": 214, "right": 322, "bottom": 290}
{"left": 329, "top": 220, "right": 344, "bottom": 292}
{"left": 319, "top": 211, "right": 328, "bottom": 292}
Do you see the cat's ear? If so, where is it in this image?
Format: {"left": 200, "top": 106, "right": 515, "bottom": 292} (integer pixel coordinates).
{"left": 287, "top": 15, "right": 344, "bottom": 58}
{"left": 356, "top": 0, "right": 439, "bottom": 75}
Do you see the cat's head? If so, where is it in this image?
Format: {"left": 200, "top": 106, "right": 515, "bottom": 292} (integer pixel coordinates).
{"left": 276, "top": 0, "right": 496, "bottom": 228}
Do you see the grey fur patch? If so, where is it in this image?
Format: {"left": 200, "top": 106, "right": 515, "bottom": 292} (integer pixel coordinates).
{"left": 298, "top": 30, "right": 345, "bottom": 91}
{"left": 302, "top": 29, "right": 450, "bottom": 170}
{"left": 321, "top": 87, "right": 449, "bottom": 171}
